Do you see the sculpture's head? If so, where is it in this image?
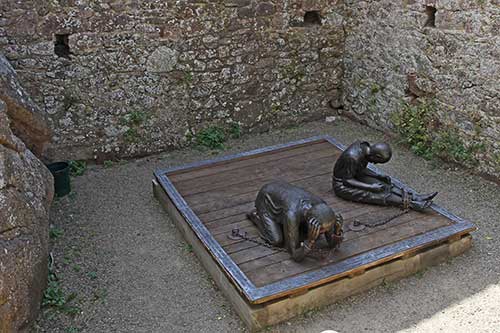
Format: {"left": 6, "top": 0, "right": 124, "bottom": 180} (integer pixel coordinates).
{"left": 366, "top": 142, "right": 392, "bottom": 164}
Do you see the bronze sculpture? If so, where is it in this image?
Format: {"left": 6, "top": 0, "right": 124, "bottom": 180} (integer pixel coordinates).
{"left": 247, "top": 181, "right": 343, "bottom": 262}
{"left": 332, "top": 141, "right": 437, "bottom": 211}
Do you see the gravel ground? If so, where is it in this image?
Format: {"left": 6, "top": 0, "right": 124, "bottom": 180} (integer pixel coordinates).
{"left": 32, "top": 118, "right": 500, "bottom": 333}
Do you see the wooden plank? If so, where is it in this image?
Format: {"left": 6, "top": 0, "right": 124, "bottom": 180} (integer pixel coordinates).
{"left": 172, "top": 147, "right": 337, "bottom": 195}
{"left": 173, "top": 143, "right": 334, "bottom": 185}
{"left": 224, "top": 239, "right": 262, "bottom": 254}
{"left": 199, "top": 202, "right": 256, "bottom": 224}
{"left": 168, "top": 140, "right": 332, "bottom": 181}
{"left": 343, "top": 209, "right": 422, "bottom": 242}
{"left": 246, "top": 214, "right": 451, "bottom": 287}
{"left": 232, "top": 246, "right": 279, "bottom": 265}
{"left": 183, "top": 160, "right": 335, "bottom": 208}
{"left": 205, "top": 213, "right": 249, "bottom": 229}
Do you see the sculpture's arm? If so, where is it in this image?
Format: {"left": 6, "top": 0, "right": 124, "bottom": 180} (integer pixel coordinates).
{"left": 360, "top": 168, "right": 391, "bottom": 183}
{"left": 343, "top": 178, "right": 385, "bottom": 192}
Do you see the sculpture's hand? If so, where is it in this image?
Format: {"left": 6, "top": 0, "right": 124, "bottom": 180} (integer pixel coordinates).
{"left": 307, "top": 218, "right": 321, "bottom": 244}
{"left": 298, "top": 219, "right": 321, "bottom": 257}
{"left": 326, "top": 215, "right": 344, "bottom": 249}
{"left": 380, "top": 175, "right": 391, "bottom": 184}
{"left": 371, "top": 183, "right": 386, "bottom": 192}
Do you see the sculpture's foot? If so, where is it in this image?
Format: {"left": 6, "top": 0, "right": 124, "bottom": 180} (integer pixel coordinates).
{"left": 413, "top": 192, "right": 438, "bottom": 202}
{"left": 409, "top": 200, "right": 433, "bottom": 211}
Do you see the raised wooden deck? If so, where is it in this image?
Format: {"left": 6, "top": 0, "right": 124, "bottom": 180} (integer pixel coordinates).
{"left": 153, "top": 136, "right": 475, "bottom": 330}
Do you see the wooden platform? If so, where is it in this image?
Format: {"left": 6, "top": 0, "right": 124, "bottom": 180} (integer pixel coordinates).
{"left": 153, "top": 136, "right": 476, "bottom": 331}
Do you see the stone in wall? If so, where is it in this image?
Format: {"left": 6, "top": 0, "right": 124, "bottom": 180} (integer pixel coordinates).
{"left": 342, "top": 0, "right": 500, "bottom": 178}
{"left": 0, "top": 0, "right": 344, "bottom": 162}
{"left": 0, "top": 56, "right": 52, "bottom": 158}
{"left": 0, "top": 58, "right": 54, "bottom": 331}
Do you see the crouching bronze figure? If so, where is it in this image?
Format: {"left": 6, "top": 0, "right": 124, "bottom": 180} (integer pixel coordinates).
{"left": 332, "top": 140, "right": 437, "bottom": 211}
{"left": 247, "top": 181, "right": 343, "bottom": 262}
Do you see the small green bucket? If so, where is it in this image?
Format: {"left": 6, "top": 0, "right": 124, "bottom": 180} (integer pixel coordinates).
{"left": 47, "top": 162, "right": 71, "bottom": 197}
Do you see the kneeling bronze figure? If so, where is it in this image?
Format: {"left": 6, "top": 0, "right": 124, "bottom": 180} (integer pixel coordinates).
{"left": 332, "top": 140, "right": 437, "bottom": 211}
{"left": 247, "top": 181, "right": 343, "bottom": 262}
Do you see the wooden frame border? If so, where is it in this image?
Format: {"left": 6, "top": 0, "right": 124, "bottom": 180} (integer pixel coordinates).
{"left": 154, "top": 135, "right": 476, "bottom": 304}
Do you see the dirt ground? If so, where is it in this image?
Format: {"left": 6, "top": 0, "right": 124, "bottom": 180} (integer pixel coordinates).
{"left": 32, "top": 118, "right": 500, "bottom": 333}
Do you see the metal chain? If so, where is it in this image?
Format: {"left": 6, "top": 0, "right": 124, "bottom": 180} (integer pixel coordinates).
{"left": 228, "top": 229, "right": 334, "bottom": 259}
{"left": 228, "top": 229, "right": 288, "bottom": 252}
{"left": 347, "top": 207, "right": 409, "bottom": 232}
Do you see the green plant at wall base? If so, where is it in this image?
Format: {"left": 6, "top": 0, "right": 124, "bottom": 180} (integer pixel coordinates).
{"left": 43, "top": 273, "right": 66, "bottom": 308}
{"left": 49, "top": 226, "right": 64, "bottom": 240}
{"left": 69, "top": 160, "right": 86, "bottom": 177}
{"left": 65, "top": 327, "right": 79, "bottom": 333}
{"left": 184, "top": 244, "right": 193, "bottom": 253}
{"left": 195, "top": 126, "right": 226, "bottom": 149}
{"left": 43, "top": 272, "right": 81, "bottom": 315}
{"left": 228, "top": 123, "right": 242, "bottom": 139}
{"left": 431, "top": 130, "right": 476, "bottom": 164}
{"left": 390, "top": 101, "right": 434, "bottom": 159}
{"left": 391, "top": 101, "right": 479, "bottom": 165}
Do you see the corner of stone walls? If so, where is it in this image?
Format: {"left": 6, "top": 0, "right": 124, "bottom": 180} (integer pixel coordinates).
{"left": 341, "top": 0, "right": 499, "bottom": 178}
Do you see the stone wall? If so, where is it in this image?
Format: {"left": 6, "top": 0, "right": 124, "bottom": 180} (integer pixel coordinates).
{"left": 0, "top": 55, "right": 53, "bottom": 332}
{"left": 0, "top": 0, "right": 344, "bottom": 162}
{"left": 342, "top": 0, "right": 499, "bottom": 178}
{"left": 0, "top": 0, "right": 498, "bottom": 177}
